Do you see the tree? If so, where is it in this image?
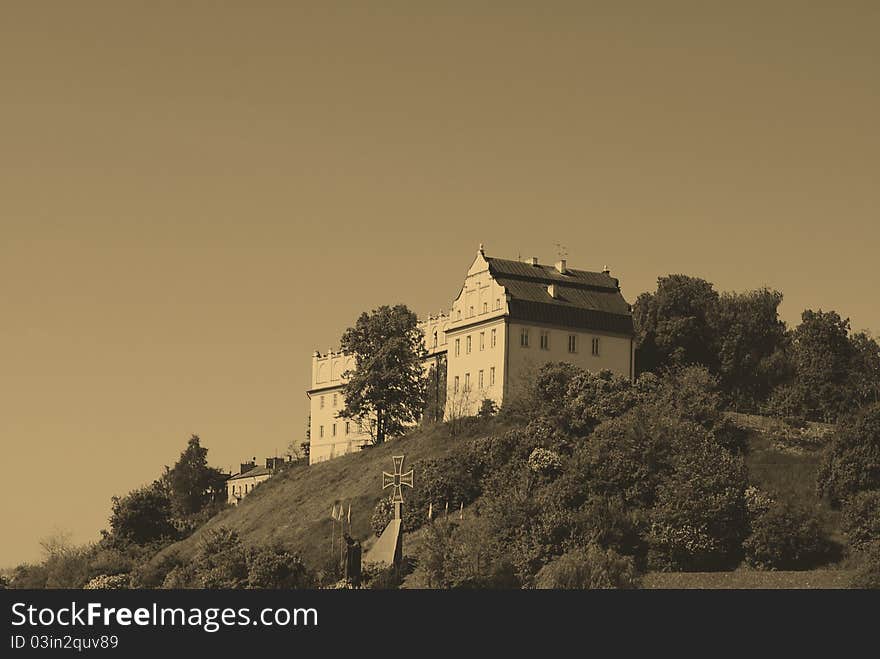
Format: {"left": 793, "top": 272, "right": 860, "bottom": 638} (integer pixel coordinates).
{"left": 633, "top": 275, "right": 719, "bottom": 373}
{"left": 789, "top": 310, "right": 856, "bottom": 422}
{"left": 108, "top": 484, "right": 176, "bottom": 546}
{"left": 166, "top": 435, "right": 227, "bottom": 518}
{"left": 817, "top": 402, "right": 880, "bottom": 505}
{"left": 339, "top": 305, "right": 428, "bottom": 444}
{"left": 708, "top": 289, "right": 789, "bottom": 408}
{"left": 849, "top": 331, "right": 880, "bottom": 407}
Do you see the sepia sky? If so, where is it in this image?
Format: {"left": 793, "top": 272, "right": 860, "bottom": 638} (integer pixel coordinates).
{"left": 1, "top": 1, "right": 879, "bottom": 566}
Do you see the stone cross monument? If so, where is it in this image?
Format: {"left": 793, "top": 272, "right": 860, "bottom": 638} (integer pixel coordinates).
{"left": 364, "top": 455, "right": 413, "bottom": 568}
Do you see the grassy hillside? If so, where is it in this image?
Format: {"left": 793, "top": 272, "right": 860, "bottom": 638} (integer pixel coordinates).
{"left": 152, "top": 411, "right": 853, "bottom": 588}
{"left": 151, "top": 420, "right": 508, "bottom": 573}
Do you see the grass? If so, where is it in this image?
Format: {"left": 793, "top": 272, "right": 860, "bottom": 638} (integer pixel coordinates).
{"left": 643, "top": 569, "right": 852, "bottom": 589}
{"left": 149, "top": 418, "right": 508, "bottom": 573}
{"left": 744, "top": 429, "right": 844, "bottom": 547}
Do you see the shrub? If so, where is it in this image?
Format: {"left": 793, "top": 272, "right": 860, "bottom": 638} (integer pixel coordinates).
{"left": 850, "top": 541, "right": 880, "bottom": 589}
{"left": 9, "top": 563, "right": 49, "bottom": 589}
{"left": 744, "top": 486, "right": 775, "bottom": 519}
{"left": 527, "top": 448, "right": 562, "bottom": 477}
{"left": 370, "top": 497, "right": 394, "bottom": 537}
{"left": 535, "top": 545, "right": 640, "bottom": 589}
{"left": 246, "top": 544, "right": 313, "bottom": 589}
{"left": 361, "top": 562, "right": 402, "bottom": 590}
{"left": 647, "top": 431, "right": 749, "bottom": 570}
{"left": 817, "top": 403, "right": 880, "bottom": 506}
{"left": 478, "top": 398, "right": 498, "bottom": 418}
{"left": 192, "top": 527, "right": 247, "bottom": 588}
{"left": 161, "top": 563, "right": 197, "bottom": 589}
{"left": 842, "top": 491, "right": 880, "bottom": 551}
{"left": 131, "top": 553, "right": 184, "bottom": 589}
{"left": 743, "top": 502, "right": 832, "bottom": 570}
{"left": 83, "top": 574, "right": 130, "bottom": 589}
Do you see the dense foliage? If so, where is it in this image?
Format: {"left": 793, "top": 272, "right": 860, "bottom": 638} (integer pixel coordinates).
{"left": 816, "top": 403, "right": 880, "bottom": 505}
{"left": 634, "top": 275, "right": 879, "bottom": 422}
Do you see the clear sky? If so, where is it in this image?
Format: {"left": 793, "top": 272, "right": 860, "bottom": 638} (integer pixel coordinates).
{"left": 2, "top": 1, "right": 878, "bottom": 567}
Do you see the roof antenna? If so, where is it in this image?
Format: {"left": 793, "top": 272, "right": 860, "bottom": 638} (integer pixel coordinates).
{"left": 554, "top": 242, "right": 568, "bottom": 261}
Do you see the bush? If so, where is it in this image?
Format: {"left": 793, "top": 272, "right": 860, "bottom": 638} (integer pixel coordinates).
{"left": 850, "top": 542, "right": 880, "bottom": 589}
{"left": 131, "top": 553, "right": 184, "bottom": 589}
{"left": 743, "top": 502, "right": 833, "bottom": 570}
{"left": 817, "top": 403, "right": 880, "bottom": 506}
{"left": 527, "top": 448, "right": 562, "bottom": 477}
{"left": 370, "top": 497, "right": 394, "bottom": 537}
{"left": 647, "top": 430, "right": 749, "bottom": 570}
{"left": 161, "top": 563, "right": 197, "bottom": 589}
{"left": 192, "top": 527, "right": 247, "bottom": 588}
{"left": 535, "top": 545, "right": 640, "bottom": 589}
{"left": 83, "top": 574, "right": 130, "bottom": 589}
{"left": 842, "top": 491, "right": 880, "bottom": 551}
{"left": 246, "top": 544, "right": 313, "bottom": 589}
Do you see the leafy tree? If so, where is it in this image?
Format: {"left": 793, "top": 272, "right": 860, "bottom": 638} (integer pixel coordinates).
{"left": 708, "top": 289, "right": 789, "bottom": 408}
{"left": 166, "top": 434, "right": 227, "bottom": 518}
{"left": 788, "top": 310, "right": 856, "bottom": 422}
{"left": 108, "top": 484, "right": 176, "bottom": 546}
{"left": 633, "top": 275, "right": 719, "bottom": 373}
{"left": 849, "top": 331, "right": 880, "bottom": 407}
{"left": 817, "top": 403, "right": 880, "bottom": 505}
{"left": 339, "top": 305, "right": 428, "bottom": 444}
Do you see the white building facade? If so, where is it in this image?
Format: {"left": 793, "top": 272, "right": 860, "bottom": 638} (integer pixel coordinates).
{"left": 306, "top": 246, "right": 635, "bottom": 464}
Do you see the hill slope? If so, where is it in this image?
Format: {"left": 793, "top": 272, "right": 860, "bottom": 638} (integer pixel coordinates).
{"left": 152, "top": 421, "right": 504, "bottom": 572}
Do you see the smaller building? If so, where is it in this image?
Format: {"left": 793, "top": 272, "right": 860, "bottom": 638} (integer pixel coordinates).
{"left": 226, "top": 457, "right": 287, "bottom": 505}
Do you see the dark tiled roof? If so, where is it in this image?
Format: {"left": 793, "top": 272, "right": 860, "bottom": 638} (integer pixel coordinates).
{"left": 228, "top": 466, "right": 272, "bottom": 481}
{"left": 486, "top": 257, "right": 634, "bottom": 335}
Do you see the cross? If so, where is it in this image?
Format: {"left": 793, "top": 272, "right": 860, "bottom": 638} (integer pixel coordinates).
{"left": 382, "top": 455, "right": 413, "bottom": 505}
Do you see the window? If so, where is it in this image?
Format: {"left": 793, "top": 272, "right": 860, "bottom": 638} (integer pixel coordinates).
{"left": 454, "top": 376, "right": 459, "bottom": 393}
{"left": 319, "top": 425, "right": 324, "bottom": 438}
{"left": 332, "top": 423, "right": 337, "bottom": 437}
{"left": 490, "top": 367, "right": 495, "bottom": 386}
{"left": 345, "top": 421, "right": 350, "bottom": 435}
{"left": 466, "top": 336, "right": 472, "bottom": 354}
{"left": 433, "top": 331, "right": 438, "bottom": 347}
{"left": 540, "top": 331, "right": 550, "bottom": 350}
{"left": 483, "top": 302, "right": 488, "bottom": 314}
{"left": 332, "top": 393, "right": 337, "bottom": 407}
{"left": 464, "top": 372, "right": 470, "bottom": 391}
{"left": 491, "top": 328, "right": 496, "bottom": 348}
{"left": 479, "top": 370, "right": 484, "bottom": 389}
{"left": 455, "top": 338, "right": 460, "bottom": 356}
{"left": 520, "top": 328, "right": 530, "bottom": 347}
{"left": 479, "top": 332, "right": 485, "bottom": 351}
{"left": 496, "top": 298, "right": 501, "bottom": 310}
{"left": 592, "top": 337, "right": 601, "bottom": 356}
{"left": 469, "top": 306, "right": 474, "bottom": 317}
{"left": 457, "top": 310, "right": 462, "bottom": 320}
{"left": 568, "top": 334, "right": 577, "bottom": 353}
{"left": 320, "top": 396, "right": 325, "bottom": 409}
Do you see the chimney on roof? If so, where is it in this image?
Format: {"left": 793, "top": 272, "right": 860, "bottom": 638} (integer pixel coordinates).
{"left": 555, "top": 259, "right": 567, "bottom": 274}
{"left": 524, "top": 256, "right": 539, "bottom": 266}
{"left": 602, "top": 265, "right": 611, "bottom": 276}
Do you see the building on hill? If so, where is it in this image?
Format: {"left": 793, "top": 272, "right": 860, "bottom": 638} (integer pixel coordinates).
{"left": 226, "top": 457, "right": 288, "bottom": 504}
{"left": 305, "top": 245, "right": 635, "bottom": 464}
